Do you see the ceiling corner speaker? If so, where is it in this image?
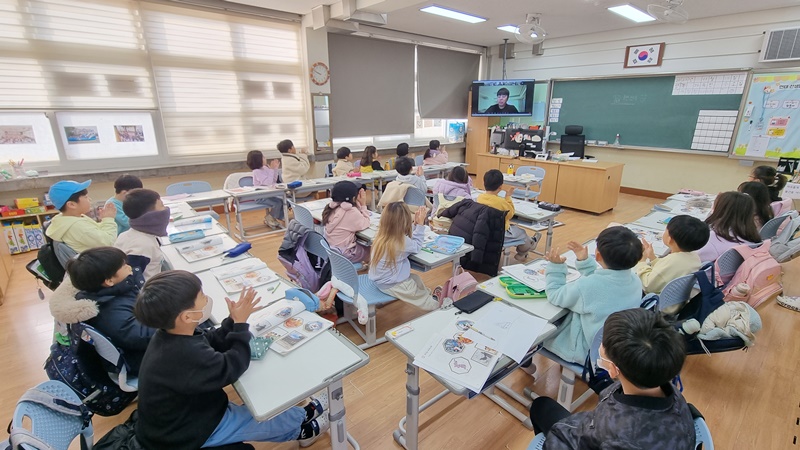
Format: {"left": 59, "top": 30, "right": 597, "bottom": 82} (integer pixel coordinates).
{"left": 326, "top": 19, "right": 360, "bottom": 34}
{"left": 532, "top": 42, "right": 544, "bottom": 56}
{"left": 497, "top": 42, "right": 516, "bottom": 59}
{"left": 344, "top": 10, "right": 388, "bottom": 26}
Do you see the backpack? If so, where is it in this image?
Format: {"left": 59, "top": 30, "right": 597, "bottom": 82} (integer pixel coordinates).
{"left": 278, "top": 230, "right": 331, "bottom": 293}
{"left": 44, "top": 323, "right": 138, "bottom": 416}
{"left": 430, "top": 194, "right": 464, "bottom": 234}
{"left": 769, "top": 215, "right": 800, "bottom": 263}
{"left": 722, "top": 241, "right": 782, "bottom": 308}
{"left": 441, "top": 267, "right": 478, "bottom": 301}
{"left": 33, "top": 239, "right": 65, "bottom": 290}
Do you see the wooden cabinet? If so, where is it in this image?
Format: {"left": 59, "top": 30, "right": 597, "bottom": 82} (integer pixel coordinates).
{"left": 474, "top": 154, "right": 503, "bottom": 189}
{"left": 0, "top": 237, "right": 10, "bottom": 305}
{"left": 555, "top": 161, "right": 624, "bottom": 214}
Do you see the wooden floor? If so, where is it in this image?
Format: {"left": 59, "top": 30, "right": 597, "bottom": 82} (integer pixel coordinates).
{"left": 2, "top": 193, "right": 799, "bottom": 449}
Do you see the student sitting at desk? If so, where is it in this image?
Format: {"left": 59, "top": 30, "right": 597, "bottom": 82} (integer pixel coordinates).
{"left": 323, "top": 181, "right": 371, "bottom": 266}
{"left": 749, "top": 165, "right": 787, "bottom": 202}
{"left": 134, "top": 272, "right": 330, "bottom": 449}
{"left": 332, "top": 146, "right": 356, "bottom": 176}
{"left": 635, "top": 215, "right": 709, "bottom": 313}
{"left": 432, "top": 166, "right": 472, "bottom": 199}
{"left": 115, "top": 188, "right": 169, "bottom": 280}
{"left": 278, "top": 139, "right": 309, "bottom": 183}
{"left": 422, "top": 140, "right": 448, "bottom": 165}
{"left": 55, "top": 247, "right": 154, "bottom": 376}
{"left": 698, "top": 191, "right": 762, "bottom": 263}
{"left": 738, "top": 181, "right": 774, "bottom": 228}
{"left": 359, "top": 145, "right": 383, "bottom": 173}
{"left": 378, "top": 158, "right": 431, "bottom": 212}
{"left": 388, "top": 142, "right": 415, "bottom": 170}
{"left": 246, "top": 149, "right": 285, "bottom": 229}
{"left": 363, "top": 203, "right": 447, "bottom": 323}
{"left": 529, "top": 308, "right": 696, "bottom": 450}
{"left": 477, "top": 169, "right": 535, "bottom": 262}
{"left": 105, "top": 174, "right": 142, "bottom": 235}
{"left": 46, "top": 180, "right": 118, "bottom": 253}
{"left": 541, "top": 227, "right": 643, "bottom": 366}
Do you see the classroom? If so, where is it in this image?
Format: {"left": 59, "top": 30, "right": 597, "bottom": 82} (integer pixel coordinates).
{"left": 1, "top": 0, "right": 799, "bottom": 449}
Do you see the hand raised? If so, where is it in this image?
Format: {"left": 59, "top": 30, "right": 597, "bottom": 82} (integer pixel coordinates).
{"left": 414, "top": 206, "right": 427, "bottom": 225}
{"left": 566, "top": 241, "right": 588, "bottom": 261}
{"left": 226, "top": 287, "right": 263, "bottom": 324}
{"left": 641, "top": 238, "right": 655, "bottom": 261}
{"left": 99, "top": 202, "right": 116, "bottom": 219}
{"left": 545, "top": 247, "right": 567, "bottom": 264}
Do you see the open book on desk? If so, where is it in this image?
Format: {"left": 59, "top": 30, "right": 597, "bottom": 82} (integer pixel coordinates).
{"left": 502, "top": 259, "right": 581, "bottom": 292}
{"left": 249, "top": 299, "right": 333, "bottom": 355}
{"left": 167, "top": 216, "right": 213, "bottom": 235}
{"left": 210, "top": 259, "right": 277, "bottom": 294}
{"left": 176, "top": 236, "right": 226, "bottom": 262}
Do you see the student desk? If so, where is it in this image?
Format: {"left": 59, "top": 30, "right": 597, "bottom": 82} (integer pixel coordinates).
{"left": 162, "top": 189, "right": 234, "bottom": 234}
{"left": 225, "top": 187, "right": 289, "bottom": 239}
{"left": 503, "top": 173, "right": 543, "bottom": 200}
{"left": 160, "top": 234, "right": 250, "bottom": 273}
{"left": 158, "top": 216, "right": 229, "bottom": 246}
{"left": 509, "top": 199, "right": 562, "bottom": 255}
{"left": 286, "top": 177, "right": 344, "bottom": 203}
{"left": 199, "top": 261, "right": 371, "bottom": 450}
{"left": 386, "top": 306, "right": 557, "bottom": 450}
{"left": 303, "top": 199, "right": 474, "bottom": 275}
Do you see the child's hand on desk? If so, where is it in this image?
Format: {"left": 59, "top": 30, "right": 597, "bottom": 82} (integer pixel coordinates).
{"left": 227, "top": 287, "right": 264, "bottom": 323}
{"left": 641, "top": 238, "right": 656, "bottom": 261}
{"left": 545, "top": 247, "right": 567, "bottom": 264}
{"left": 566, "top": 241, "right": 588, "bottom": 261}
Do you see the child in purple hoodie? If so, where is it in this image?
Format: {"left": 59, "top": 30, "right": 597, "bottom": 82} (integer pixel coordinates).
{"left": 432, "top": 166, "right": 473, "bottom": 199}
{"left": 323, "top": 181, "right": 371, "bottom": 265}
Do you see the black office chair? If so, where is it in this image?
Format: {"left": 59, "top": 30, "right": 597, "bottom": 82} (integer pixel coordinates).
{"left": 560, "top": 125, "right": 586, "bottom": 158}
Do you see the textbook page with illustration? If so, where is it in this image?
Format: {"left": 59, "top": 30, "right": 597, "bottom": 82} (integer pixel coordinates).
{"left": 248, "top": 299, "right": 333, "bottom": 355}
{"left": 502, "top": 259, "right": 581, "bottom": 292}
{"left": 177, "top": 236, "right": 226, "bottom": 262}
{"left": 210, "top": 259, "right": 277, "bottom": 294}
{"left": 413, "top": 316, "right": 501, "bottom": 393}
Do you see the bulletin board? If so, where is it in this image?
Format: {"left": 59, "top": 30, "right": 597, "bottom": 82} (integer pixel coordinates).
{"left": 731, "top": 70, "right": 800, "bottom": 159}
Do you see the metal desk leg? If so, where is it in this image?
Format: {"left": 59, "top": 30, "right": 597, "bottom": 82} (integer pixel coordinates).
{"left": 282, "top": 192, "right": 289, "bottom": 230}
{"left": 545, "top": 218, "right": 555, "bottom": 254}
{"left": 234, "top": 197, "right": 245, "bottom": 240}
{"left": 328, "top": 379, "right": 359, "bottom": 450}
{"left": 393, "top": 361, "right": 420, "bottom": 450}
{"left": 292, "top": 190, "right": 297, "bottom": 204}
{"left": 223, "top": 199, "right": 233, "bottom": 237}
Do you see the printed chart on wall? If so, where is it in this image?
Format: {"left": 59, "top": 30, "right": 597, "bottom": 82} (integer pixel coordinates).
{"left": 732, "top": 71, "right": 800, "bottom": 159}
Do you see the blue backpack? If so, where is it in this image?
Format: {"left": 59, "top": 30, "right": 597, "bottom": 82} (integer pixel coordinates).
{"left": 44, "top": 323, "right": 138, "bottom": 416}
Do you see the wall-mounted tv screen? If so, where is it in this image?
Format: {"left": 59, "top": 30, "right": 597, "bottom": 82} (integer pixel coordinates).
{"left": 471, "top": 79, "right": 535, "bottom": 117}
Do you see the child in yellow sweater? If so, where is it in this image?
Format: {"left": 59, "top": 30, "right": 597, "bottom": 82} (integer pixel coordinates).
{"left": 477, "top": 169, "right": 537, "bottom": 262}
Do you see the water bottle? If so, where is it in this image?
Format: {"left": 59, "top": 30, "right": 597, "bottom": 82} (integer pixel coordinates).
{"left": 613, "top": 133, "right": 621, "bottom": 147}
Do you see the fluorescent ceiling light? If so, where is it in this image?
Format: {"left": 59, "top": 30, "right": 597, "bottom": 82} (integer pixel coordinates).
{"left": 420, "top": 5, "right": 486, "bottom": 24}
{"left": 608, "top": 4, "right": 656, "bottom": 23}
{"left": 497, "top": 25, "right": 519, "bottom": 34}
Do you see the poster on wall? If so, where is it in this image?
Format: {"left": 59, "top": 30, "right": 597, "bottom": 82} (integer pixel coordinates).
{"left": 56, "top": 112, "right": 158, "bottom": 160}
{"left": 732, "top": 72, "right": 800, "bottom": 159}
{"left": 0, "top": 113, "right": 59, "bottom": 162}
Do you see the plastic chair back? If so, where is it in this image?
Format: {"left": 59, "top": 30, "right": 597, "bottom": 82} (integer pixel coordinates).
{"left": 54, "top": 241, "right": 78, "bottom": 269}
{"left": 414, "top": 155, "right": 424, "bottom": 166}
{"left": 526, "top": 433, "right": 546, "bottom": 450}
{"left": 166, "top": 181, "right": 212, "bottom": 196}
{"left": 354, "top": 160, "right": 361, "bottom": 170}
{"left": 305, "top": 231, "right": 330, "bottom": 261}
{"left": 289, "top": 202, "right": 315, "bottom": 230}
{"left": 81, "top": 325, "right": 138, "bottom": 392}
{"left": 588, "top": 327, "right": 603, "bottom": 367}
{"left": 759, "top": 210, "right": 797, "bottom": 240}
{"left": 715, "top": 247, "right": 745, "bottom": 288}
{"left": 403, "top": 187, "right": 427, "bottom": 206}
{"left": 9, "top": 381, "right": 94, "bottom": 450}
{"left": 694, "top": 417, "right": 713, "bottom": 449}
{"left": 239, "top": 176, "right": 254, "bottom": 187}
{"left": 516, "top": 166, "right": 545, "bottom": 179}
{"left": 658, "top": 273, "right": 698, "bottom": 312}
{"left": 325, "top": 163, "right": 335, "bottom": 178}
{"left": 327, "top": 249, "right": 360, "bottom": 300}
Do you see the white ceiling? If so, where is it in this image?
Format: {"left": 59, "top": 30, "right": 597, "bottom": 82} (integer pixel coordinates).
{"left": 228, "top": 0, "right": 798, "bottom": 46}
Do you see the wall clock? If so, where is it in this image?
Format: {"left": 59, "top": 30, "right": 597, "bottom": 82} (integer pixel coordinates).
{"left": 310, "top": 62, "right": 330, "bottom": 86}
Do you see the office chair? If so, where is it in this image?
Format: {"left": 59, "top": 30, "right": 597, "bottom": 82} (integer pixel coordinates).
{"left": 560, "top": 125, "right": 586, "bottom": 159}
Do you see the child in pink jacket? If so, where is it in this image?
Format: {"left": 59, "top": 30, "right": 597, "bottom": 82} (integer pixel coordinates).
{"left": 323, "top": 181, "right": 371, "bottom": 265}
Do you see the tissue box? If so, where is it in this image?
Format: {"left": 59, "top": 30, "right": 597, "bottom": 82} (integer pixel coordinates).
{"left": 24, "top": 206, "right": 46, "bottom": 214}
{"left": 14, "top": 198, "right": 40, "bottom": 209}
{"left": 2, "top": 224, "right": 20, "bottom": 254}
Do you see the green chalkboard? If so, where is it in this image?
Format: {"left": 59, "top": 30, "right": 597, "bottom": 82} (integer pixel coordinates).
{"left": 550, "top": 75, "right": 745, "bottom": 151}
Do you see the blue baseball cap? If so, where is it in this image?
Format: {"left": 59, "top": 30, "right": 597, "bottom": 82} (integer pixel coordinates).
{"left": 49, "top": 180, "right": 91, "bottom": 209}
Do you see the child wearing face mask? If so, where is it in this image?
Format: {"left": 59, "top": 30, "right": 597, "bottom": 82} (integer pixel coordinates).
{"left": 114, "top": 189, "right": 170, "bottom": 280}
{"left": 134, "top": 272, "right": 330, "bottom": 450}
{"left": 50, "top": 247, "right": 154, "bottom": 376}
{"left": 528, "top": 309, "right": 696, "bottom": 450}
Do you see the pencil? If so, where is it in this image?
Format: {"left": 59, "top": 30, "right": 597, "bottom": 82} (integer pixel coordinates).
{"left": 468, "top": 325, "right": 495, "bottom": 341}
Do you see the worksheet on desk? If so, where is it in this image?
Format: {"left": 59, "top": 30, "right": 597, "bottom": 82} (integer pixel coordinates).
{"left": 624, "top": 224, "right": 669, "bottom": 257}
{"left": 462, "top": 302, "right": 550, "bottom": 363}
{"left": 502, "top": 260, "right": 581, "bottom": 292}
{"left": 657, "top": 199, "right": 712, "bottom": 221}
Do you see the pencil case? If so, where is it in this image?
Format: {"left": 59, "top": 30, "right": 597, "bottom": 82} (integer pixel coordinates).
{"left": 498, "top": 276, "right": 522, "bottom": 287}
{"left": 425, "top": 235, "right": 465, "bottom": 255}
{"left": 505, "top": 284, "right": 546, "bottom": 299}
{"left": 168, "top": 229, "right": 206, "bottom": 243}
{"left": 287, "top": 181, "right": 302, "bottom": 189}
{"left": 250, "top": 335, "right": 273, "bottom": 360}
{"left": 454, "top": 291, "right": 494, "bottom": 314}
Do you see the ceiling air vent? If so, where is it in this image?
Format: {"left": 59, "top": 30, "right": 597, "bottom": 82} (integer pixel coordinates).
{"left": 760, "top": 28, "right": 800, "bottom": 62}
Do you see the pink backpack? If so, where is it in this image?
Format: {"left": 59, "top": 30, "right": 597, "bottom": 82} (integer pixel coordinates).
{"left": 722, "top": 241, "right": 782, "bottom": 308}
{"left": 442, "top": 267, "right": 478, "bottom": 301}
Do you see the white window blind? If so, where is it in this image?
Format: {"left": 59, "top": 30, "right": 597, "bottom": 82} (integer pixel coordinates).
{"left": 0, "top": 0, "right": 155, "bottom": 110}
{"left": 142, "top": 3, "right": 307, "bottom": 156}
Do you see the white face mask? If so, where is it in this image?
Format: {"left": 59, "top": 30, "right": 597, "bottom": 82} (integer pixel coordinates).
{"left": 187, "top": 296, "right": 213, "bottom": 324}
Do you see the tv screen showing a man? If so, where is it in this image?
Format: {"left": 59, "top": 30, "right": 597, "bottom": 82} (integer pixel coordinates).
{"left": 482, "top": 88, "right": 519, "bottom": 114}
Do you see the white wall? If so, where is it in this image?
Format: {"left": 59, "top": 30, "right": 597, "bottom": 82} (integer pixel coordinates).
{"left": 488, "top": 8, "right": 800, "bottom": 194}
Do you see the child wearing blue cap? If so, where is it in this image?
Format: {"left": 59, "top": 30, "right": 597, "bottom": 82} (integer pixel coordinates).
{"left": 46, "top": 179, "right": 118, "bottom": 253}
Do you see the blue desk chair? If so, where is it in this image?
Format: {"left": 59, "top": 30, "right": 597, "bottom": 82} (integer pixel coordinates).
{"left": 414, "top": 155, "right": 424, "bottom": 166}
{"left": 403, "top": 187, "right": 427, "bottom": 207}
{"left": 527, "top": 417, "right": 713, "bottom": 449}
{"left": 165, "top": 180, "right": 220, "bottom": 220}
{"left": 81, "top": 324, "right": 138, "bottom": 392}
{"left": 325, "top": 163, "right": 335, "bottom": 177}
{"left": 759, "top": 210, "right": 797, "bottom": 240}
{"left": 715, "top": 247, "right": 745, "bottom": 289}
{"left": 354, "top": 160, "right": 361, "bottom": 170}
{"left": 327, "top": 249, "right": 395, "bottom": 349}
{"left": 657, "top": 273, "right": 698, "bottom": 314}
{"left": 288, "top": 201, "right": 320, "bottom": 233}
{"left": 2, "top": 380, "right": 94, "bottom": 450}
{"left": 511, "top": 166, "right": 545, "bottom": 201}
